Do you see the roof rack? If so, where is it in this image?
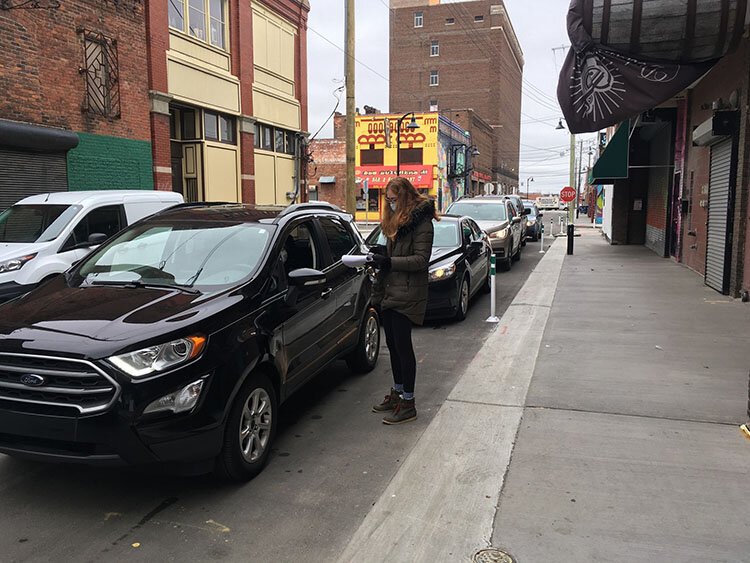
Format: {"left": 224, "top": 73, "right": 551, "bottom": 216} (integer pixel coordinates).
{"left": 278, "top": 202, "right": 343, "bottom": 218}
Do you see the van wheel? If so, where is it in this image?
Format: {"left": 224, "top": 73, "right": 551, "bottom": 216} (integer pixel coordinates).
{"left": 346, "top": 307, "right": 380, "bottom": 373}
{"left": 215, "top": 372, "right": 277, "bottom": 482}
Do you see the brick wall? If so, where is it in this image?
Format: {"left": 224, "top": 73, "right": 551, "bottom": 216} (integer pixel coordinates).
{"left": 389, "top": 0, "right": 522, "bottom": 186}
{"left": 67, "top": 132, "right": 154, "bottom": 190}
{"left": 0, "top": 0, "right": 150, "bottom": 140}
{"left": 308, "top": 138, "right": 346, "bottom": 208}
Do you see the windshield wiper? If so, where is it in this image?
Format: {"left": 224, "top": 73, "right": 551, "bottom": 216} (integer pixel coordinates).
{"left": 89, "top": 279, "right": 200, "bottom": 295}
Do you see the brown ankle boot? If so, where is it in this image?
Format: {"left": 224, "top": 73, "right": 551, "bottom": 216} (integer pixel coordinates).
{"left": 383, "top": 398, "right": 417, "bottom": 425}
{"left": 372, "top": 388, "right": 400, "bottom": 413}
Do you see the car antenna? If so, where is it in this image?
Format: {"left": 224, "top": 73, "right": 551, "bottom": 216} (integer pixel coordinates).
{"left": 43, "top": 193, "right": 50, "bottom": 202}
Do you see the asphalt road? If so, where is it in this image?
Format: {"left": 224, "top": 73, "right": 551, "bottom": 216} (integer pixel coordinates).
{"left": 0, "top": 221, "right": 560, "bottom": 563}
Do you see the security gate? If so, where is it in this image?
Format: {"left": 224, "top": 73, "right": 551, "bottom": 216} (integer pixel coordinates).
{"left": 0, "top": 148, "right": 68, "bottom": 211}
{"left": 705, "top": 138, "right": 734, "bottom": 294}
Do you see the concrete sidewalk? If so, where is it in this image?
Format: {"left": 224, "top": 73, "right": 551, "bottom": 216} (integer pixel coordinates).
{"left": 338, "top": 229, "right": 750, "bottom": 562}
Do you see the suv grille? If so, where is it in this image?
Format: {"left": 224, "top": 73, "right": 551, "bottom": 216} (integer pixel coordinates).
{"left": 0, "top": 354, "right": 119, "bottom": 414}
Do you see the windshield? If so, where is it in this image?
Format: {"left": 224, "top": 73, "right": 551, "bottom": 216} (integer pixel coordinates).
{"left": 367, "top": 219, "right": 459, "bottom": 248}
{"left": 0, "top": 204, "right": 82, "bottom": 244}
{"left": 76, "top": 221, "right": 274, "bottom": 291}
{"left": 447, "top": 202, "right": 507, "bottom": 222}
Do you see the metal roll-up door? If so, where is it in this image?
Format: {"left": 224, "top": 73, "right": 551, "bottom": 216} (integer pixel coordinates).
{"left": 705, "top": 138, "right": 733, "bottom": 294}
{"left": 0, "top": 148, "right": 68, "bottom": 211}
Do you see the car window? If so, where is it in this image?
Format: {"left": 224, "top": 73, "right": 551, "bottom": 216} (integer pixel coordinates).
{"left": 62, "top": 205, "right": 124, "bottom": 252}
{"left": 281, "top": 222, "right": 319, "bottom": 275}
{"left": 446, "top": 202, "right": 507, "bottom": 222}
{"left": 319, "top": 217, "right": 356, "bottom": 263}
{"left": 461, "top": 221, "right": 473, "bottom": 244}
{"left": 77, "top": 222, "right": 273, "bottom": 290}
{"left": 0, "top": 204, "right": 82, "bottom": 244}
{"left": 468, "top": 220, "right": 484, "bottom": 241}
{"left": 507, "top": 203, "right": 516, "bottom": 218}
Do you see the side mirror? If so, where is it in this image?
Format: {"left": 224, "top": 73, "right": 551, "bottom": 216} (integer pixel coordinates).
{"left": 88, "top": 232, "right": 108, "bottom": 245}
{"left": 523, "top": 208, "right": 531, "bottom": 216}
{"left": 512, "top": 217, "right": 522, "bottom": 224}
{"left": 538, "top": 212, "right": 544, "bottom": 218}
{"left": 288, "top": 268, "right": 327, "bottom": 287}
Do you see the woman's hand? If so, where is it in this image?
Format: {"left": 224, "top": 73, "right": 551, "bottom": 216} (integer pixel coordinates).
{"left": 370, "top": 254, "right": 392, "bottom": 271}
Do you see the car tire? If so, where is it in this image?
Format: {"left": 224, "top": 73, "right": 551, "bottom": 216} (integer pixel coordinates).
{"left": 215, "top": 371, "right": 278, "bottom": 482}
{"left": 346, "top": 307, "right": 380, "bottom": 373}
{"left": 454, "top": 276, "right": 470, "bottom": 321}
{"left": 512, "top": 241, "right": 521, "bottom": 262}
{"left": 499, "top": 247, "right": 512, "bottom": 271}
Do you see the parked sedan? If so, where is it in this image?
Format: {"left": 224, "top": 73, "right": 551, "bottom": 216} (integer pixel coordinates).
{"left": 522, "top": 200, "right": 544, "bottom": 241}
{"left": 445, "top": 198, "right": 523, "bottom": 271}
{"left": 366, "top": 215, "right": 491, "bottom": 321}
{"left": 0, "top": 202, "right": 379, "bottom": 481}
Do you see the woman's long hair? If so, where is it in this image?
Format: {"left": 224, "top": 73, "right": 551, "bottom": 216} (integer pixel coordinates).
{"left": 381, "top": 177, "right": 438, "bottom": 239}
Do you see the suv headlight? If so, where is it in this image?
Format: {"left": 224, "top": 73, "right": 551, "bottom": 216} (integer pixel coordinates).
{"left": 526, "top": 220, "right": 534, "bottom": 227}
{"left": 490, "top": 227, "right": 509, "bottom": 240}
{"left": 109, "top": 335, "right": 207, "bottom": 378}
{"left": 0, "top": 253, "right": 37, "bottom": 273}
{"left": 429, "top": 263, "right": 457, "bottom": 282}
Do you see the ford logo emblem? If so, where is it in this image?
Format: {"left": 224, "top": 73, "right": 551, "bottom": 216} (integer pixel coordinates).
{"left": 20, "top": 374, "right": 45, "bottom": 387}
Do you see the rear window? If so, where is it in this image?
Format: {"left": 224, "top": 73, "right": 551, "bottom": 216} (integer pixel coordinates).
{"left": 0, "top": 204, "right": 82, "bottom": 243}
{"left": 447, "top": 202, "right": 507, "bottom": 222}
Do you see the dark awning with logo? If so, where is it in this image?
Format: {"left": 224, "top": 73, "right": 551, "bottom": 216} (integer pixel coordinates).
{"left": 589, "top": 120, "right": 630, "bottom": 185}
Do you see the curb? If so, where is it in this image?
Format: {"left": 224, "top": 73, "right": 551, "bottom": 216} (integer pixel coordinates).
{"left": 337, "top": 239, "right": 567, "bottom": 562}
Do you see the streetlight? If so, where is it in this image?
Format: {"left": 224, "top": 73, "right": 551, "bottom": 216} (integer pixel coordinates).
{"left": 555, "top": 117, "right": 576, "bottom": 255}
{"left": 396, "top": 113, "right": 420, "bottom": 176}
{"left": 525, "top": 176, "right": 534, "bottom": 199}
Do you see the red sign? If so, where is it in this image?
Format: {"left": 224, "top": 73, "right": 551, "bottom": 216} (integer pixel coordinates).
{"left": 356, "top": 166, "right": 434, "bottom": 189}
{"left": 560, "top": 186, "right": 576, "bottom": 203}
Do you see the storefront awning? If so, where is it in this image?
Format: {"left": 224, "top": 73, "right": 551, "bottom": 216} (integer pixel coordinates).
{"left": 319, "top": 176, "right": 336, "bottom": 184}
{"left": 589, "top": 120, "right": 630, "bottom": 185}
{"left": 0, "top": 119, "right": 79, "bottom": 153}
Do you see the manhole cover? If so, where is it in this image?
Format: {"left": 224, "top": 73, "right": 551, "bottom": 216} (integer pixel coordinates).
{"left": 472, "top": 548, "right": 516, "bottom": 563}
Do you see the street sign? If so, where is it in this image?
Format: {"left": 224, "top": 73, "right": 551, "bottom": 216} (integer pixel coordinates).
{"left": 560, "top": 186, "right": 576, "bottom": 203}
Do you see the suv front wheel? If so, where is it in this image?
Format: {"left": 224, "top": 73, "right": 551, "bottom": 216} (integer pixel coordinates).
{"left": 216, "top": 371, "right": 278, "bottom": 482}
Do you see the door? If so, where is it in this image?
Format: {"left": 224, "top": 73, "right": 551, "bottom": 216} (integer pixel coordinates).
{"left": 468, "top": 218, "right": 490, "bottom": 287}
{"left": 705, "top": 138, "right": 734, "bottom": 294}
{"left": 507, "top": 202, "right": 521, "bottom": 253}
{"left": 182, "top": 144, "right": 203, "bottom": 203}
{"left": 277, "top": 220, "right": 339, "bottom": 391}
{"left": 317, "top": 217, "right": 362, "bottom": 342}
{"left": 461, "top": 219, "right": 483, "bottom": 293}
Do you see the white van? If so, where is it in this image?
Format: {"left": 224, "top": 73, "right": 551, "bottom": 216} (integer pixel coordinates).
{"left": 0, "top": 190, "right": 184, "bottom": 301}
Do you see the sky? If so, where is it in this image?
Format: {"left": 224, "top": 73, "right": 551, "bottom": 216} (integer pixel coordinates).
{"left": 306, "top": 0, "right": 597, "bottom": 195}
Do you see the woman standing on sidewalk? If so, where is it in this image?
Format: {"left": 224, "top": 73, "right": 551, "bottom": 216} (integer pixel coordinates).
{"left": 369, "top": 177, "right": 436, "bottom": 425}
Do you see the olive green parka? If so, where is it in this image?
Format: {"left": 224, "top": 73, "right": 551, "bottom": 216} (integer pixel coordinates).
{"left": 372, "top": 199, "right": 435, "bottom": 325}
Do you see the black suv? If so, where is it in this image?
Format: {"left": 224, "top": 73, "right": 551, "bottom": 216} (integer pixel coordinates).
{"left": 0, "top": 202, "right": 380, "bottom": 481}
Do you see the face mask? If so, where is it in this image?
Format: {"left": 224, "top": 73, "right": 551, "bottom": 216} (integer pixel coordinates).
{"left": 389, "top": 200, "right": 397, "bottom": 212}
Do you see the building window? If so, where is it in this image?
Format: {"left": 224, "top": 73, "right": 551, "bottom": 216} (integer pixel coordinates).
{"left": 169, "top": 0, "right": 227, "bottom": 50}
{"left": 204, "top": 111, "right": 235, "bottom": 144}
{"left": 445, "top": 17, "right": 455, "bottom": 25}
{"left": 255, "top": 123, "right": 296, "bottom": 154}
{"left": 79, "top": 30, "right": 121, "bottom": 119}
{"left": 430, "top": 70, "right": 439, "bottom": 87}
{"left": 399, "top": 148, "right": 423, "bottom": 165}
{"left": 474, "top": 15, "right": 484, "bottom": 22}
{"left": 414, "top": 11, "right": 423, "bottom": 28}
{"left": 429, "top": 100, "right": 438, "bottom": 111}
{"left": 430, "top": 40, "right": 439, "bottom": 57}
{"left": 360, "top": 149, "right": 384, "bottom": 166}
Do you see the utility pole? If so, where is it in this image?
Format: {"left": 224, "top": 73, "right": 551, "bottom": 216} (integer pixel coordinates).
{"left": 567, "top": 131, "right": 575, "bottom": 254}
{"left": 345, "top": 0, "right": 356, "bottom": 214}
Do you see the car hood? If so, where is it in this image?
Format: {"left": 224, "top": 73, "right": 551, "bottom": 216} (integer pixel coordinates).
{"left": 0, "top": 242, "right": 52, "bottom": 261}
{"left": 0, "top": 277, "right": 247, "bottom": 359}
{"left": 475, "top": 220, "right": 509, "bottom": 233}
{"left": 430, "top": 246, "right": 462, "bottom": 266}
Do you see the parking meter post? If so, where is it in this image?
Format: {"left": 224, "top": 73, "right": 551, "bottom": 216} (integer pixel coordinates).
{"left": 486, "top": 254, "right": 500, "bottom": 323}
{"left": 567, "top": 223, "right": 575, "bottom": 255}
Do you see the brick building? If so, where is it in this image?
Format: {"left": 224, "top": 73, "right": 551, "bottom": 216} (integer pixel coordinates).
{"left": 0, "top": 0, "right": 153, "bottom": 209}
{"left": 389, "top": 0, "right": 523, "bottom": 192}
{"left": 150, "top": 0, "right": 309, "bottom": 204}
{"left": 308, "top": 114, "right": 347, "bottom": 208}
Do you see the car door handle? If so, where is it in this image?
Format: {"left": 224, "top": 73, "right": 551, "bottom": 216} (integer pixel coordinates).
{"left": 321, "top": 288, "right": 333, "bottom": 300}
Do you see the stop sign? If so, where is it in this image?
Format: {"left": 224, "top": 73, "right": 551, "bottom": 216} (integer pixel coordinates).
{"left": 560, "top": 186, "right": 576, "bottom": 203}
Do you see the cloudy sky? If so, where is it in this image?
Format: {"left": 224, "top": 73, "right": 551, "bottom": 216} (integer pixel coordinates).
{"left": 306, "top": 0, "right": 597, "bottom": 194}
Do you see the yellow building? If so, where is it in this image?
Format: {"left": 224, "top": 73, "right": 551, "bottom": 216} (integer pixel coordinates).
{"left": 153, "top": 0, "right": 309, "bottom": 204}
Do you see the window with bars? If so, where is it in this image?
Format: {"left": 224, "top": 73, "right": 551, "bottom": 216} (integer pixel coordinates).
{"left": 79, "top": 30, "right": 120, "bottom": 119}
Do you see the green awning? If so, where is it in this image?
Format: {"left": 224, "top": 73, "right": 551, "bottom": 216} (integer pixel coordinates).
{"left": 589, "top": 120, "right": 630, "bottom": 184}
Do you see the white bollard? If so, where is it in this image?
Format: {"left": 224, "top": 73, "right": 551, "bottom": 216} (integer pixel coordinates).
{"left": 539, "top": 223, "right": 545, "bottom": 253}
{"left": 486, "top": 254, "right": 499, "bottom": 323}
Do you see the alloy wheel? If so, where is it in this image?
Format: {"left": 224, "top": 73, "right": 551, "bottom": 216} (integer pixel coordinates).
{"left": 239, "top": 388, "right": 273, "bottom": 463}
{"left": 364, "top": 314, "right": 379, "bottom": 364}
{"left": 460, "top": 278, "right": 469, "bottom": 315}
